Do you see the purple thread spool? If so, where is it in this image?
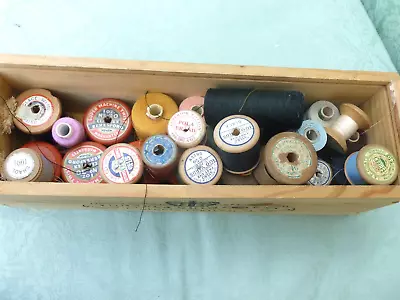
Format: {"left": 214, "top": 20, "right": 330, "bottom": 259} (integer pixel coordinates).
{"left": 52, "top": 117, "right": 86, "bottom": 148}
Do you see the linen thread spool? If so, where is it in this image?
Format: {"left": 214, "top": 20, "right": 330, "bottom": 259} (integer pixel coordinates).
{"left": 3, "top": 148, "right": 54, "bottom": 182}
{"left": 52, "top": 117, "right": 86, "bottom": 148}
{"left": 344, "top": 145, "right": 398, "bottom": 185}
{"left": 264, "top": 132, "right": 318, "bottom": 185}
{"left": 308, "top": 159, "right": 333, "bottom": 186}
{"left": 131, "top": 92, "right": 178, "bottom": 140}
{"left": 84, "top": 98, "right": 132, "bottom": 145}
{"left": 213, "top": 115, "right": 261, "bottom": 174}
{"left": 142, "top": 135, "right": 178, "bottom": 179}
{"left": 305, "top": 100, "right": 340, "bottom": 127}
{"left": 100, "top": 143, "right": 143, "bottom": 184}
{"left": 325, "top": 103, "right": 371, "bottom": 153}
{"left": 297, "top": 120, "right": 327, "bottom": 151}
{"left": 14, "top": 89, "right": 62, "bottom": 134}
{"left": 253, "top": 147, "right": 277, "bottom": 185}
{"left": 179, "top": 96, "right": 205, "bottom": 117}
{"left": 22, "top": 141, "right": 62, "bottom": 181}
{"left": 168, "top": 110, "right": 206, "bottom": 149}
{"left": 62, "top": 142, "right": 106, "bottom": 183}
{"left": 178, "top": 145, "right": 223, "bottom": 185}
{"left": 220, "top": 171, "right": 258, "bottom": 185}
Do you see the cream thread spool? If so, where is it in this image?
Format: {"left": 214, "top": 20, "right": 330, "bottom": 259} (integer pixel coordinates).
{"left": 308, "top": 159, "right": 332, "bottom": 186}
{"left": 3, "top": 148, "right": 54, "bottom": 182}
{"left": 253, "top": 147, "right": 277, "bottom": 185}
{"left": 325, "top": 103, "right": 371, "bottom": 153}
{"left": 305, "top": 100, "right": 340, "bottom": 127}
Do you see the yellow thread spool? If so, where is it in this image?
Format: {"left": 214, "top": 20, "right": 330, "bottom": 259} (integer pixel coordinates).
{"left": 131, "top": 93, "right": 178, "bottom": 140}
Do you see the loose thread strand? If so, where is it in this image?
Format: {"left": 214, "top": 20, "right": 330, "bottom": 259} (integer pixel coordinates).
{"left": 135, "top": 184, "right": 147, "bottom": 232}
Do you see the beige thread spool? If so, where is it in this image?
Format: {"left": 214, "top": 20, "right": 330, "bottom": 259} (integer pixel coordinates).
{"left": 220, "top": 170, "right": 258, "bottom": 185}
{"left": 305, "top": 100, "right": 340, "bottom": 127}
{"left": 325, "top": 103, "right": 371, "bottom": 153}
{"left": 168, "top": 110, "right": 206, "bottom": 148}
{"left": 253, "top": 147, "right": 277, "bottom": 185}
{"left": 3, "top": 148, "right": 54, "bottom": 182}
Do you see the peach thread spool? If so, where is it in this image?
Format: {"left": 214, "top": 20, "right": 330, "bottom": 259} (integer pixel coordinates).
{"left": 179, "top": 96, "right": 205, "bottom": 117}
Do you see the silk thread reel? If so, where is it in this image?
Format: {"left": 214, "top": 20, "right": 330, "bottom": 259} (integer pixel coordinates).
{"left": 325, "top": 103, "right": 371, "bottom": 153}
{"left": 344, "top": 145, "right": 398, "bottom": 185}
{"left": 168, "top": 110, "right": 206, "bottom": 148}
{"left": 62, "top": 141, "right": 106, "bottom": 183}
{"left": 100, "top": 143, "right": 143, "bottom": 184}
{"left": 308, "top": 159, "right": 332, "bottom": 186}
{"left": 220, "top": 171, "right": 258, "bottom": 185}
{"left": 304, "top": 100, "right": 340, "bottom": 127}
{"left": 297, "top": 120, "right": 327, "bottom": 151}
{"left": 213, "top": 115, "right": 261, "bottom": 174}
{"left": 52, "top": 117, "right": 86, "bottom": 148}
{"left": 264, "top": 132, "right": 318, "bottom": 185}
{"left": 141, "top": 135, "right": 178, "bottom": 179}
{"left": 83, "top": 98, "right": 132, "bottom": 145}
{"left": 179, "top": 96, "right": 205, "bottom": 117}
{"left": 131, "top": 92, "right": 178, "bottom": 140}
{"left": 14, "top": 89, "right": 62, "bottom": 134}
{"left": 2, "top": 148, "right": 54, "bottom": 182}
{"left": 22, "top": 141, "right": 62, "bottom": 181}
{"left": 178, "top": 145, "right": 223, "bottom": 185}
{"left": 253, "top": 147, "right": 277, "bottom": 185}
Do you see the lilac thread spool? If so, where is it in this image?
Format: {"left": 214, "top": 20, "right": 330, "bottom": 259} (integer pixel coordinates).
{"left": 52, "top": 117, "right": 86, "bottom": 148}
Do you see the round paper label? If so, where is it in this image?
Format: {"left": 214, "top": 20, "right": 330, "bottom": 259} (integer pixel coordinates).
{"left": 85, "top": 100, "right": 130, "bottom": 141}
{"left": 18, "top": 95, "right": 54, "bottom": 126}
{"left": 361, "top": 148, "right": 397, "bottom": 182}
{"left": 184, "top": 150, "right": 220, "bottom": 184}
{"left": 63, "top": 145, "right": 104, "bottom": 183}
{"left": 308, "top": 160, "right": 331, "bottom": 186}
{"left": 101, "top": 146, "right": 142, "bottom": 183}
{"left": 218, "top": 117, "right": 254, "bottom": 146}
{"left": 143, "top": 135, "right": 177, "bottom": 167}
{"left": 6, "top": 151, "right": 36, "bottom": 180}
{"left": 168, "top": 111, "right": 204, "bottom": 145}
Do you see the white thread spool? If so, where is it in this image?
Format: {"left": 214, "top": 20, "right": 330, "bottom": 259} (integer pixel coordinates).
{"left": 308, "top": 159, "right": 333, "bottom": 186}
{"left": 305, "top": 100, "right": 340, "bottom": 127}
{"left": 168, "top": 110, "right": 206, "bottom": 148}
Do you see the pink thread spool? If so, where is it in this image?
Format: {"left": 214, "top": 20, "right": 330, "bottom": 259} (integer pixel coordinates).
{"left": 179, "top": 96, "right": 205, "bottom": 117}
{"left": 52, "top": 117, "right": 86, "bottom": 148}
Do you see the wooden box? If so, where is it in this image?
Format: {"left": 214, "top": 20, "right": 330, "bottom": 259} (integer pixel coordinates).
{"left": 0, "top": 54, "right": 399, "bottom": 215}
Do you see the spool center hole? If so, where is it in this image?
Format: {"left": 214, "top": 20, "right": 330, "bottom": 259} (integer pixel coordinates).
{"left": 322, "top": 106, "right": 334, "bottom": 118}
{"left": 316, "top": 170, "right": 323, "bottom": 178}
{"left": 153, "top": 144, "right": 165, "bottom": 156}
{"left": 149, "top": 105, "right": 162, "bottom": 117}
{"left": 191, "top": 105, "right": 204, "bottom": 115}
{"left": 232, "top": 128, "right": 240, "bottom": 136}
{"left": 83, "top": 162, "right": 92, "bottom": 169}
{"left": 57, "top": 123, "right": 71, "bottom": 137}
{"left": 306, "top": 129, "right": 318, "bottom": 141}
{"left": 31, "top": 105, "right": 40, "bottom": 114}
{"left": 104, "top": 116, "right": 112, "bottom": 123}
{"left": 287, "top": 152, "right": 299, "bottom": 163}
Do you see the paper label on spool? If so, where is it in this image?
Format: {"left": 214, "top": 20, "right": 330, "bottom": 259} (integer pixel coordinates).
{"left": 184, "top": 150, "right": 220, "bottom": 184}
{"left": 5, "top": 152, "right": 35, "bottom": 180}
{"left": 85, "top": 100, "right": 130, "bottom": 141}
{"left": 168, "top": 111, "right": 205, "bottom": 146}
{"left": 143, "top": 135, "right": 176, "bottom": 166}
{"left": 271, "top": 137, "right": 313, "bottom": 179}
{"left": 101, "top": 146, "right": 142, "bottom": 183}
{"left": 308, "top": 160, "right": 332, "bottom": 186}
{"left": 63, "top": 145, "right": 104, "bottom": 183}
{"left": 361, "top": 148, "right": 397, "bottom": 183}
{"left": 218, "top": 117, "right": 254, "bottom": 146}
{"left": 17, "top": 95, "right": 54, "bottom": 126}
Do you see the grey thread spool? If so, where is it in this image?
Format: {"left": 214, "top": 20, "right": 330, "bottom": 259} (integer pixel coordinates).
{"left": 308, "top": 159, "right": 333, "bottom": 186}
{"left": 305, "top": 100, "right": 340, "bottom": 127}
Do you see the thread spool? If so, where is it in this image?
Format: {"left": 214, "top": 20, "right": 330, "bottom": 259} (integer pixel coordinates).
{"left": 344, "top": 145, "right": 398, "bottom": 185}
{"left": 213, "top": 115, "right": 260, "bottom": 174}
{"left": 167, "top": 110, "right": 206, "bottom": 148}
{"left": 142, "top": 135, "right": 178, "bottom": 179}
{"left": 14, "top": 89, "right": 62, "bottom": 134}
{"left": 83, "top": 98, "right": 132, "bottom": 145}
{"left": 178, "top": 145, "right": 223, "bottom": 185}
{"left": 264, "top": 132, "right": 317, "bottom": 185}
{"left": 220, "top": 171, "right": 258, "bottom": 185}
{"left": 305, "top": 100, "right": 340, "bottom": 127}
{"left": 131, "top": 92, "right": 178, "bottom": 140}
{"left": 52, "top": 117, "right": 86, "bottom": 148}
{"left": 100, "top": 143, "right": 143, "bottom": 184}
{"left": 325, "top": 104, "right": 371, "bottom": 153}
{"left": 130, "top": 140, "right": 145, "bottom": 150}
{"left": 3, "top": 148, "right": 54, "bottom": 182}
{"left": 253, "top": 147, "right": 277, "bottom": 185}
{"left": 297, "top": 120, "right": 327, "bottom": 151}
{"left": 346, "top": 131, "right": 367, "bottom": 154}
{"left": 308, "top": 159, "right": 332, "bottom": 186}
{"left": 62, "top": 141, "right": 106, "bottom": 183}
{"left": 179, "top": 96, "right": 205, "bottom": 117}
{"left": 22, "top": 141, "right": 62, "bottom": 181}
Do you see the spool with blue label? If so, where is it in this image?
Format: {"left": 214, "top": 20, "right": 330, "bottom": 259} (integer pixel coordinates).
{"left": 297, "top": 120, "right": 327, "bottom": 152}
{"left": 142, "top": 134, "right": 178, "bottom": 179}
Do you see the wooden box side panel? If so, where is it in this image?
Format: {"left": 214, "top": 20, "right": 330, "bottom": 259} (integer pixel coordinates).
{"left": 0, "top": 76, "right": 13, "bottom": 157}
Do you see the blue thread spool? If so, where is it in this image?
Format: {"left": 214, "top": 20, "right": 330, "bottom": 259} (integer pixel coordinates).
{"left": 297, "top": 120, "right": 327, "bottom": 152}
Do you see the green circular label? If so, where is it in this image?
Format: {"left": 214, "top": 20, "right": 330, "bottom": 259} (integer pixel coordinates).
{"left": 362, "top": 148, "right": 397, "bottom": 182}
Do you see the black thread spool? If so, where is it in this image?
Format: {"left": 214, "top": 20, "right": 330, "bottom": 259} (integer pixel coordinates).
{"left": 204, "top": 88, "right": 306, "bottom": 140}
{"left": 346, "top": 131, "right": 368, "bottom": 154}
{"left": 213, "top": 115, "right": 261, "bottom": 174}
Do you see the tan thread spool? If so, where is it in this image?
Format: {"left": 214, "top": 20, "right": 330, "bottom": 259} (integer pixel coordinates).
{"left": 220, "top": 171, "right": 258, "bottom": 185}
{"left": 253, "top": 147, "right": 277, "bottom": 185}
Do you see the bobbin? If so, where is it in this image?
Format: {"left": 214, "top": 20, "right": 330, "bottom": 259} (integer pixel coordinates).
{"left": 83, "top": 98, "right": 132, "bottom": 145}
{"left": 100, "top": 143, "right": 144, "bottom": 184}
{"left": 213, "top": 115, "right": 260, "bottom": 174}
{"left": 264, "top": 132, "right": 318, "bottom": 185}
{"left": 308, "top": 159, "right": 332, "bottom": 186}
{"left": 220, "top": 171, "right": 258, "bottom": 185}
{"left": 168, "top": 110, "right": 206, "bottom": 148}
{"left": 325, "top": 103, "right": 371, "bottom": 153}
{"left": 304, "top": 100, "right": 340, "bottom": 127}
{"left": 178, "top": 145, "right": 223, "bottom": 185}
{"left": 52, "top": 117, "right": 86, "bottom": 148}
{"left": 179, "top": 96, "right": 205, "bottom": 117}
{"left": 253, "top": 147, "right": 277, "bottom": 185}
{"left": 14, "top": 89, "right": 62, "bottom": 134}
{"left": 297, "top": 120, "right": 327, "bottom": 151}
{"left": 62, "top": 141, "right": 106, "bottom": 183}
{"left": 3, "top": 148, "right": 54, "bottom": 182}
